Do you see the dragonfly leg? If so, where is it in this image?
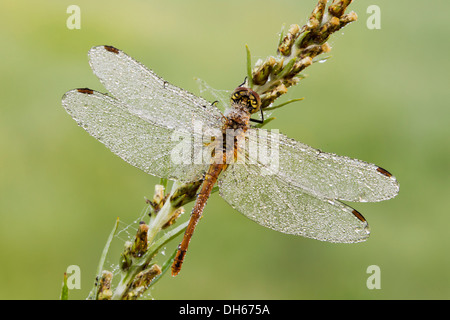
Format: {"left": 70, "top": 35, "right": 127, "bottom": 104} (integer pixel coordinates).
{"left": 202, "top": 100, "right": 219, "bottom": 109}
{"left": 237, "top": 77, "right": 247, "bottom": 88}
{"left": 250, "top": 108, "right": 264, "bottom": 124}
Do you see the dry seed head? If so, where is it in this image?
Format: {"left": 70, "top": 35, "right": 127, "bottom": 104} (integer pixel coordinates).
{"left": 329, "top": 0, "right": 353, "bottom": 18}
{"left": 98, "top": 289, "right": 112, "bottom": 300}
{"left": 97, "top": 271, "right": 113, "bottom": 300}
{"left": 261, "top": 83, "right": 288, "bottom": 108}
{"left": 288, "top": 56, "right": 313, "bottom": 77}
{"left": 124, "top": 264, "right": 162, "bottom": 300}
{"left": 149, "top": 184, "right": 167, "bottom": 214}
{"left": 307, "top": 0, "right": 327, "bottom": 29}
{"left": 278, "top": 24, "right": 300, "bottom": 56}
{"left": 153, "top": 185, "right": 165, "bottom": 204}
{"left": 272, "top": 57, "right": 285, "bottom": 76}
{"left": 132, "top": 264, "right": 162, "bottom": 289}
{"left": 252, "top": 56, "right": 276, "bottom": 85}
{"left": 340, "top": 11, "right": 358, "bottom": 26}
{"left": 322, "top": 43, "right": 331, "bottom": 54}
{"left": 120, "top": 241, "right": 133, "bottom": 271}
{"left": 132, "top": 222, "right": 149, "bottom": 257}
{"left": 163, "top": 207, "right": 185, "bottom": 229}
{"left": 321, "top": 16, "right": 341, "bottom": 34}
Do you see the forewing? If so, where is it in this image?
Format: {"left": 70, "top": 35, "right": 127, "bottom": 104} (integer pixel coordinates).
{"left": 88, "top": 45, "right": 223, "bottom": 135}
{"left": 62, "top": 89, "right": 211, "bottom": 182}
{"left": 218, "top": 159, "right": 370, "bottom": 243}
{"left": 244, "top": 128, "right": 399, "bottom": 202}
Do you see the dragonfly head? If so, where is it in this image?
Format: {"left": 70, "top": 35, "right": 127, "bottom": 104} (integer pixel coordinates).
{"left": 231, "top": 87, "right": 261, "bottom": 114}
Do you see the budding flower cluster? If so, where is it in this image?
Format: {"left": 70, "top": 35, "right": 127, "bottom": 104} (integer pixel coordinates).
{"left": 248, "top": 0, "right": 357, "bottom": 110}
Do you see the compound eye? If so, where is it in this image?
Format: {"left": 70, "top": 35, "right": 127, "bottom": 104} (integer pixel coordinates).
{"left": 248, "top": 92, "right": 261, "bottom": 114}
{"left": 250, "top": 97, "right": 259, "bottom": 112}
{"left": 232, "top": 91, "right": 241, "bottom": 101}
{"left": 231, "top": 87, "right": 248, "bottom": 103}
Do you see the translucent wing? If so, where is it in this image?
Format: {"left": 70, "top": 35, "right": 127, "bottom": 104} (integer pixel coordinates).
{"left": 243, "top": 128, "right": 399, "bottom": 202}
{"left": 62, "top": 89, "right": 212, "bottom": 182}
{"left": 218, "top": 158, "right": 370, "bottom": 243}
{"left": 88, "top": 45, "right": 223, "bottom": 135}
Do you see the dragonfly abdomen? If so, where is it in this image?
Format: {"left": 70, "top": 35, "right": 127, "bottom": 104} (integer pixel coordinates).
{"left": 172, "top": 163, "right": 225, "bottom": 276}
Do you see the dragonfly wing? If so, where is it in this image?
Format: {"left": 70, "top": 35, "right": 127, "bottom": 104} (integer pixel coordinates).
{"left": 243, "top": 128, "right": 399, "bottom": 202}
{"left": 88, "top": 45, "right": 223, "bottom": 135}
{"left": 62, "top": 89, "right": 211, "bottom": 182}
{"left": 218, "top": 159, "right": 370, "bottom": 243}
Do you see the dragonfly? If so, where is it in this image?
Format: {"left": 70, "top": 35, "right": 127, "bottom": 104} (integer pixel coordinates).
{"left": 62, "top": 45, "right": 399, "bottom": 276}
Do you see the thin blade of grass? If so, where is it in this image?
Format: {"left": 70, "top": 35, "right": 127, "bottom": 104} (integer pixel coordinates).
{"left": 89, "top": 217, "right": 120, "bottom": 300}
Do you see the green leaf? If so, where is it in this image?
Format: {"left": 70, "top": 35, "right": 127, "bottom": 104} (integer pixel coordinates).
{"left": 245, "top": 45, "right": 253, "bottom": 88}
{"left": 211, "top": 185, "right": 219, "bottom": 195}
{"left": 148, "top": 246, "right": 178, "bottom": 288}
{"left": 254, "top": 117, "right": 276, "bottom": 128}
{"left": 144, "top": 220, "right": 189, "bottom": 263}
{"left": 277, "top": 23, "right": 286, "bottom": 48}
{"left": 265, "top": 98, "right": 304, "bottom": 111}
{"left": 159, "top": 178, "right": 168, "bottom": 191}
{"left": 60, "top": 273, "right": 69, "bottom": 300}
{"left": 276, "top": 57, "right": 296, "bottom": 80}
{"left": 89, "top": 217, "right": 120, "bottom": 300}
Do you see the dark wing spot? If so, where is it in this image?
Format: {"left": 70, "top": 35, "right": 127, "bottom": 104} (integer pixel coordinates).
{"left": 104, "top": 45, "right": 119, "bottom": 54}
{"left": 352, "top": 209, "right": 367, "bottom": 223}
{"left": 376, "top": 166, "right": 392, "bottom": 177}
{"left": 77, "top": 88, "right": 94, "bottom": 94}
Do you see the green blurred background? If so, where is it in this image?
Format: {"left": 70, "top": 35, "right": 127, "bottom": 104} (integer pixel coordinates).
{"left": 0, "top": 0, "right": 449, "bottom": 300}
